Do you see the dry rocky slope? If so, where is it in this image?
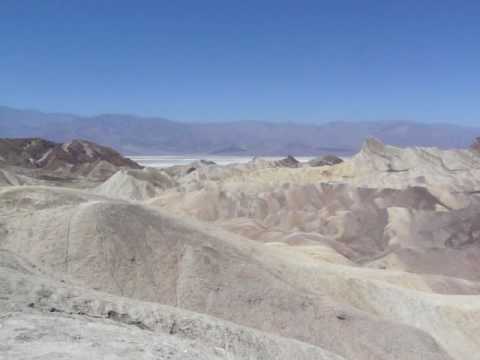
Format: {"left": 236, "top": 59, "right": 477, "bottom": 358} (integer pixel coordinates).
{"left": 0, "top": 138, "right": 142, "bottom": 187}
{"left": 1, "top": 137, "right": 480, "bottom": 359}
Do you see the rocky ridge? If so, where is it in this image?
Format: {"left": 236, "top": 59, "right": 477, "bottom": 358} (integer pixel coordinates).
{"left": 0, "top": 138, "right": 142, "bottom": 184}
{"left": 2, "top": 137, "right": 480, "bottom": 360}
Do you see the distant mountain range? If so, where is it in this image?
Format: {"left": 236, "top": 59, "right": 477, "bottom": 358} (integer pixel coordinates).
{"left": 0, "top": 106, "right": 478, "bottom": 155}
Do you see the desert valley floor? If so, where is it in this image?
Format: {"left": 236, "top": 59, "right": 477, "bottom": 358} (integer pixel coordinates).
{"left": 1, "top": 137, "right": 480, "bottom": 360}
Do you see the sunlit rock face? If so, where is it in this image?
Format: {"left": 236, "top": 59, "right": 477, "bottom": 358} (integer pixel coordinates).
{"left": 1, "top": 137, "right": 480, "bottom": 360}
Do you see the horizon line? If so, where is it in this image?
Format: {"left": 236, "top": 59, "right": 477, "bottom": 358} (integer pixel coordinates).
{"left": 1, "top": 104, "right": 479, "bottom": 129}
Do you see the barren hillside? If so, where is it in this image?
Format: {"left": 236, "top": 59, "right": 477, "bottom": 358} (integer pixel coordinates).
{"left": 1, "top": 137, "right": 480, "bottom": 359}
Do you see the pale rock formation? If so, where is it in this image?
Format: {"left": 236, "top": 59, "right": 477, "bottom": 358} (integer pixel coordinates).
{"left": 2, "top": 138, "right": 480, "bottom": 360}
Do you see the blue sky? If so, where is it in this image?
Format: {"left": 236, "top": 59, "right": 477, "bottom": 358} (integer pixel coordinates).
{"left": 1, "top": 0, "right": 479, "bottom": 124}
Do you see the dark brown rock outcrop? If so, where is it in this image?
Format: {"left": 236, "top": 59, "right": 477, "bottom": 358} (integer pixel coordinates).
{"left": 37, "top": 139, "right": 142, "bottom": 171}
{"left": 0, "top": 138, "right": 142, "bottom": 182}
{"left": 0, "top": 138, "right": 57, "bottom": 167}
{"left": 0, "top": 138, "right": 141, "bottom": 170}
{"left": 309, "top": 155, "right": 343, "bottom": 167}
{"left": 275, "top": 155, "right": 300, "bottom": 168}
{"left": 471, "top": 137, "right": 480, "bottom": 152}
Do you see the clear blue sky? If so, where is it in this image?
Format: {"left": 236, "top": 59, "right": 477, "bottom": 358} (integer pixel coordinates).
{"left": 1, "top": 0, "right": 479, "bottom": 125}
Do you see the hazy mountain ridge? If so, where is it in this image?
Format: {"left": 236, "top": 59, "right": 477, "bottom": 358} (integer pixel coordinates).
{"left": 1, "top": 106, "right": 477, "bottom": 155}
